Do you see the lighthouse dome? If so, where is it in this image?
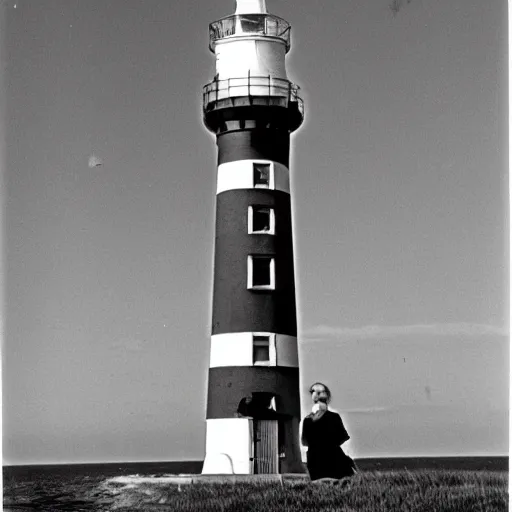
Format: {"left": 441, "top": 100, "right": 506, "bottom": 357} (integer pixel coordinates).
{"left": 235, "top": 0, "right": 267, "bottom": 14}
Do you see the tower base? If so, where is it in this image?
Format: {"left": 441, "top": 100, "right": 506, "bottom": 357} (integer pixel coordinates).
{"left": 202, "top": 417, "right": 305, "bottom": 475}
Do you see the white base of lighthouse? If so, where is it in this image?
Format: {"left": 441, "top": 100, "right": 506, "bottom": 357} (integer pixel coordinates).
{"left": 202, "top": 418, "right": 281, "bottom": 474}
{"left": 202, "top": 418, "right": 253, "bottom": 474}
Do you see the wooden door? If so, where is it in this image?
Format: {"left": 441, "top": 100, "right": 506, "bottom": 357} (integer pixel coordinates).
{"left": 253, "top": 420, "right": 278, "bottom": 474}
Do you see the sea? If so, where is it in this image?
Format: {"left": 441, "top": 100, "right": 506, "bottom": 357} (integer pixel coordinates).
{"left": 3, "top": 457, "right": 508, "bottom": 511}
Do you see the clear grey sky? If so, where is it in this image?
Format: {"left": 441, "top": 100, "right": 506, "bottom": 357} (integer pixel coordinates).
{"left": 2, "top": 0, "right": 508, "bottom": 464}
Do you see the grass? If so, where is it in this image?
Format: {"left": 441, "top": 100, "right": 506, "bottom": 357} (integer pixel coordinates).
{"left": 100, "top": 470, "right": 508, "bottom": 512}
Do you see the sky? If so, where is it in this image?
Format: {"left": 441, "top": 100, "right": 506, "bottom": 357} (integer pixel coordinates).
{"left": 1, "top": 0, "right": 508, "bottom": 464}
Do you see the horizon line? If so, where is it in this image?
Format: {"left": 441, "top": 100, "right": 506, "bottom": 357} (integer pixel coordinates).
{"left": 4, "top": 454, "right": 509, "bottom": 467}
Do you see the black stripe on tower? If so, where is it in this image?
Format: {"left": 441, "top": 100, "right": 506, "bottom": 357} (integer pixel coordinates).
{"left": 217, "top": 129, "right": 290, "bottom": 166}
{"left": 206, "top": 366, "right": 300, "bottom": 419}
{"left": 212, "top": 188, "right": 297, "bottom": 336}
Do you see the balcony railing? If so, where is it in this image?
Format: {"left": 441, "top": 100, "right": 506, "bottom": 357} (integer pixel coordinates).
{"left": 209, "top": 14, "right": 291, "bottom": 52}
{"left": 203, "top": 75, "right": 304, "bottom": 118}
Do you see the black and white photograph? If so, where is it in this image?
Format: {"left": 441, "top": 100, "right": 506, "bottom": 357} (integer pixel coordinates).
{"left": 2, "top": 0, "right": 508, "bottom": 510}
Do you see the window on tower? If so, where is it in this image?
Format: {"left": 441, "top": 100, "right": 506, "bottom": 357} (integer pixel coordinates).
{"left": 248, "top": 255, "right": 275, "bottom": 290}
{"left": 253, "top": 335, "right": 270, "bottom": 365}
{"left": 248, "top": 206, "right": 275, "bottom": 234}
{"left": 252, "top": 257, "right": 271, "bottom": 286}
{"left": 253, "top": 163, "right": 271, "bottom": 188}
{"left": 239, "top": 15, "right": 266, "bottom": 35}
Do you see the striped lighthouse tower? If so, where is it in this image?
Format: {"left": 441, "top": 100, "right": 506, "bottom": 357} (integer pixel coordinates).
{"left": 201, "top": 0, "right": 305, "bottom": 475}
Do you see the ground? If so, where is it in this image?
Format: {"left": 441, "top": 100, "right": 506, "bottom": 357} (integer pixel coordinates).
{"left": 99, "top": 470, "right": 507, "bottom": 511}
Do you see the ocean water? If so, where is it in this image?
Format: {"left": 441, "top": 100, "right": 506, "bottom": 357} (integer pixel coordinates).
{"left": 3, "top": 458, "right": 507, "bottom": 511}
{"left": 3, "top": 461, "right": 203, "bottom": 511}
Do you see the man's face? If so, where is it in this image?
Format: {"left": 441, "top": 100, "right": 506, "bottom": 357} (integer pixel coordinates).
{"left": 311, "top": 385, "right": 328, "bottom": 404}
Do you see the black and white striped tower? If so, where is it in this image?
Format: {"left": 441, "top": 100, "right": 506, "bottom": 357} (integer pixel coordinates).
{"left": 201, "top": 0, "right": 305, "bottom": 475}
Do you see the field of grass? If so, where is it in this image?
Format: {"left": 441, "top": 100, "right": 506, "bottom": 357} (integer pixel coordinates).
{"left": 102, "top": 470, "right": 508, "bottom": 512}
{"left": 3, "top": 468, "right": 508, "bottom": 511}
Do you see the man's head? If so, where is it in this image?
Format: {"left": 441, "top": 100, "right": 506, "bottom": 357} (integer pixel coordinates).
{"left": 309, "top": 382, "right": 331, "bottom": 404}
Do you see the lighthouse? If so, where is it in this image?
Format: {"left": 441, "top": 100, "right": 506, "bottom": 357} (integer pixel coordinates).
{"left": 201, "top": 0, "right": 305, "bottom": 475}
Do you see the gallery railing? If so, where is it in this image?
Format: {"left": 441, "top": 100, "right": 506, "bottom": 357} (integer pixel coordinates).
{"left": 202, "top": 75, "right": 304, "bottom": 118}
{"left": 209, "top": 14, "right": 291, "bottom": 52}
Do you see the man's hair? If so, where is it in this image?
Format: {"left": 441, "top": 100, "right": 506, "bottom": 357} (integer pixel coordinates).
{"left": 308, "top": 382, "right": 332, "bottom": 403}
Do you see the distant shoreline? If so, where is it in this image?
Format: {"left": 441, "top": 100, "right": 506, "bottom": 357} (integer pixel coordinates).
{"left": 3, "top": 456, "right": 508, "bottom": 476}
{"left": 354, "top": 456, "right": 508, "bottom": 472}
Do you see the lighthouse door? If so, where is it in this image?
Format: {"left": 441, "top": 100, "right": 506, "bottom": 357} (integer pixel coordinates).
{"left": 253, "top": 420, "right": 278, "bottom": 474}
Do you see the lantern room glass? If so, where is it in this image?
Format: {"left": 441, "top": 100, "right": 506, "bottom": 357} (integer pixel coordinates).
{"left": 209, "top": 14, "right": 291, "bottom": 52}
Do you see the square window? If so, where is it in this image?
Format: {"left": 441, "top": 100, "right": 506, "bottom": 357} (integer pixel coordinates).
{"left": 253, "top": 208, "right": 270, "bottom": 231}
{"left": 253, "top": 163, "right": 271, "bottom": 188}
{"left": 253, "top": 335, "right": 270, "bottom": 365}
{"left": 253, "top": 258, "right": 270, "bottom": 285}
{"left": 252, "top": 257, "right": 271, "bottom": 286}
{"left": 248, "top": 206, "right": 275, "bottom": 234}
{"left": 248, "top": 256, "right": 275, "bottom": 290}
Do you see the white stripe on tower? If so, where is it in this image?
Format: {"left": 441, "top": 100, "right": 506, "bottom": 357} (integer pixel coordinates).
{"left": 217, "top": 160, "right": 290, "bottom": 195}
{"left": 209, "top": 333, "right": 299, "bottom": 368}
